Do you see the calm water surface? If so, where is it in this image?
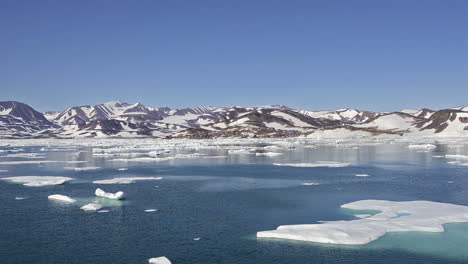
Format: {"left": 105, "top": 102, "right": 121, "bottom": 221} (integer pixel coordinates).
{"left": 1, "top": 142, "right": 468, "bottom": 264}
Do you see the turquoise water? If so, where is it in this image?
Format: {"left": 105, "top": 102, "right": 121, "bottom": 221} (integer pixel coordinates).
{"left": 1, "top": 142, "right": 468, "bottom": 263}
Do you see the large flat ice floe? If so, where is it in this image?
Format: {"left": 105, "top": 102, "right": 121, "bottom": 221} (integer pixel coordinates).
{"left": 1, "top": 176, "right": 74, "bottom": 187}
{"left": 257, "top": 200, "right": 468, "bottom": 245}
{"left": 273, "top": 161, "right": 351, "bottom": 168}
{"left": 92, "top": 177, "right": 162, "bottom": 184}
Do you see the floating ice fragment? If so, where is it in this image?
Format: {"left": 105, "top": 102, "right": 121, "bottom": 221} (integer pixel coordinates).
{"left": 14, "top": 196, "right": 27, "bottom": 200}
{"left": 408, "top": 144, "right": 436, "bottom": 149}
{"left": 64, "top": 166, "right": 100, "bottom": 171}
{"left": 93, "top": 177, "right": 162, "bottom": 184}
{"left": 193, "top": 237, "right": 201, "bottom": 241}
{"left": 117, "top": 168, "right": 128, "bottom": 171}
{"left": 144, "top": 209, "right": 158, "bottom": 213}
{"left": 273, "top": 162, "right": 350, "bottom": 168}
{"left": 95, "top": 188, "right": 125, "bottom": 200}
{"left": 1, "top": 176, "right": 74, "bottom": 187}
{"left": 256, "top": 152, "right": 283, "bottom": 157}
{"left": 97, "top": 210, "right": 110, "bottom": 213}
{"left": 80, "top": 203, "right": 103, "bottom": 211}
{"left": 148, "top": 257, "right": 171, "bottom": 264}
{"left": 355, "top": 174, "right": 370, "bottom": 177}
{"left": 48, "top": 194, "right": 76, "bottom": 203}
{"left": 302, "top": 182, "right": 320, "bottom": 186}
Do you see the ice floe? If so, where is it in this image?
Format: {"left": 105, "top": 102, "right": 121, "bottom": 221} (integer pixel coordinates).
{"left": 144, "top": 209, "right": 158, "bottom": 213}
{"left": 93, "top": 177, "right": 162, "bottom": 184}
{"left": 0, "top": 160, "right": 62, "bottom": 165}
{"left": 117, "top": 168, "right": 128, "bottom": 171}
{"left": 273, "top": 162, "right": 351, "bottom": 168}
{"left": 48, "top": 194, "right": 76, "bottom": 203}
{"left": 256, "top": 152, "right": 283, "bottom": 156}
{"left": 97, "top": 210, "right": 110, "bottom": 213}
{"left": 1, "top": 176, "right": 74, "bottom": 187}
{"left": 64, "top": 166, "right": 100, "bottom": 171}
{"left": 355, "top": 174, "right": 370, "bottom": 177}
{"left": 445, "top": 154, "right": 468, "bottom": 160}
{"left": 95, "top": 188, "right": 125, "bottom": 200}
{"left": 148, "top": 256, "right": 171, "bottom": 264}
{"left": 80, "top": 203, "right": 103, "bottom": 211}
{"left": 257, "top": 200, "right": 468, "bottom": 245}
{"left": 14, "top": 196, "right": 27, "bottom": 200}
{"left": 408, "top": 144, "right": 436, "bottom": 149}
{"left": 302, "top": 182, "right": 320, "bottom": 186}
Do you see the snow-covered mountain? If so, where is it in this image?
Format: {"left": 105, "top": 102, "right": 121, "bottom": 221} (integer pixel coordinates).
{"left": 0, "top": 101, "right": 467, "bottom": 139}
{"left": 0, "top": 101, "right": 57, "bottom": 138}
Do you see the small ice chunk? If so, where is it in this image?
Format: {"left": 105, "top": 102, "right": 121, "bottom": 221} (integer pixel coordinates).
{"left": 117, "top": 168, "right": 128, "bottom": 171}
{"left": 95, "top": 188, "right": 125, "bottom": 200}
{"left": 193, "top": 237, "right": 201, "bottom": 241}
{"left": 80, "top": 203, "right": 103, "bottom": 211}
{"left": 302, "top": 182, "right": 320, "bottom": 186}
{"left": 0, "top": 169, "right": 8, "bottom": 173}
{"left": 355, "top": 174, "right": 370, "bottom": 177}
{"left": 148, "top": 256, "right": 171, "bottom": 264}
{"left": 14, "top": 196, "right": 27, "bottom": 200}
{"left": 145, "top": 209, "right": 158, "bottom": 213}
{"left": 48, "top": 194, "right": 76, "bottom": 203}
{"left": 97, "top": 210, "right": 110, "bottom": 213}
{"left": 64, "top": 166, "right": 100, "bottom": 171}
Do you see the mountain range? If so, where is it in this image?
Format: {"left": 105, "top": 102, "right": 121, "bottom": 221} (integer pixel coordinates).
{"left": 1, "top": 101, "right": 467, "bottom": 139}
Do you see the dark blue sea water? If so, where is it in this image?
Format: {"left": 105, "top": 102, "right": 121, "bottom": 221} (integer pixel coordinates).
{"left": 1, "top": 141, "right": 468, "bottom": 264}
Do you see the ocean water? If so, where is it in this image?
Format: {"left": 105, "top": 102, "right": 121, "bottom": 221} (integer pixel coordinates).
{"left": 1, "top": 141, "right": 468, "bottom": 264}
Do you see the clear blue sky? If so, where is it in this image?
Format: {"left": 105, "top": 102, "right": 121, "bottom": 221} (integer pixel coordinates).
{"left": 2, "top": 0, "right": 467, "bottom": 112}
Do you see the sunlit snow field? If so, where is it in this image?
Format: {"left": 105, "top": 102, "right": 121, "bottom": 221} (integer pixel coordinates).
{"left": 1, "top": 137, "right": 468, "bottom": 264}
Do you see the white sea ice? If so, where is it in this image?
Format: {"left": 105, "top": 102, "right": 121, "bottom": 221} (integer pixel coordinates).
{"left": 64, "top": 166, "right": 100, "bottom": 171}
{"left": 408, "top": 144, "right": 436, "bottom": 149}
{"left": 14, "top": 196, "right": 27, "bottom": 200}
{"left": 80, "top": 203, "right": 103, "bottom": 211}
{"left": 0, "top": 160, "right": 62, "bottom": 165}
{"left": 93, "top": 177, "right": 162, "bottom": 184}
{"left": 97, "top": 210, "right": 110, "bottom": 213}
{"left": 95, "top": 188, "right": 125, "bottom": 200}
{"left": 144, "top": 209, "right": 158, "bottom": 213}
{"left": 256, "top": 152, "right": 283, "bottom": 156}
{"left": 0, "top": 169, "right": 7, "bottom": 173}
{"left": 1, "top": 176, "right": 74, "bottom": 187}
{"left": 355, "top": 174, "right": 370, "bottom": 177}
{"left": 117, "top": 168, "right": 128, "bottom": 171}
{"left": 302, "top": 182, "right": 320, "bottom": 186}
{"left": 273, "top": 162, "right": 350, "bottom": 168}
{"left": 257, "top": 200, "right": 468, "bottom": 245}
{"left": 445, "top": 154, "right": 468, "bottom": 160}
{"left": 48, "top": 194, "right": 76, "bottom": 203}
{"left": 148, "top": 256, "right": 171, "bottom": 264}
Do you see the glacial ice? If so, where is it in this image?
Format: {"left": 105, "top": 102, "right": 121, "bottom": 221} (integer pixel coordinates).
{"left": 48, "top": 194, "right": 76, "bottom": 203}
{"left": 257, "top": 200, "right": 468, "bottom": 245}
{"left": 1, "top": 176, "right": 74, "bottom": 187}
{"left": 95, "top": 188, "right": 125, "bottom": 200}
{"left": 148, "top": 257, "right": 171, "bottom": 264}
{"left": 93, "top": 177, "right": 162, "bottom": 184}
{"left": 80, "top": 203, "right": 103, "bottom": 211}
{"left": 117, "top": 168, "right": 128, "bottom": 171}
{"left": 273, "top": 162, "right": 351, "bottom": 168}
{"left": 256, "top": 152, "right": 283, "bottom": 156}
{"left": 145, "top": 209, "right": 158, "bottom": 213}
